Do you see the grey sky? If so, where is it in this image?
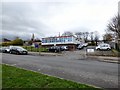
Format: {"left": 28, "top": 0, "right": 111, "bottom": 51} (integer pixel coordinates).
{"left": 1, "top": 0, "right": 119, "bottom": 40}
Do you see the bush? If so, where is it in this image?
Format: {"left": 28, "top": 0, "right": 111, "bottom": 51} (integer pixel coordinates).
{"left": 1, "top": 42, "right": 12, "bottom": 46}
{"left": 2, "top": 38, "right": 24, "bottom": 46}
{"left": 11, "top": 38, "right": 23, "bottom": 46}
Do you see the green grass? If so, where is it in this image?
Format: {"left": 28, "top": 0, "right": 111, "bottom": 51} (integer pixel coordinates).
{"left": 0, "top": 64, "right": 2, "bottom": 89}
{"left": 112, "top": 49, "right": 120, "bottom": 57}
{"left": 22, "top": 46, "right": 48, "bottom": 52}
{"left": 2, "top": 64, "right": 101, "bottom": 89}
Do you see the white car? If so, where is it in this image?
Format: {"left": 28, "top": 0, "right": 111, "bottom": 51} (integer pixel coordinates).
{"left": 5, "top": 47, "right": 10, "bottom": 53}
{"left": 61, "top": 46, "right": 68, "bottom": 50}
{"left": 96, "top": 43, "right": 111, "bottom": 50}
{"left": 83, "top": 43, "right": 88, "bottom": 47}
{"left": 77, "top": 44, "right": 84, "bottom": 50}
{"left": 6, "top": 46, "right": 14, "bottom": 53}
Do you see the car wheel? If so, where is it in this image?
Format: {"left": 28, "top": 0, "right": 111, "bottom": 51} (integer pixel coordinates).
{"left": 16, "top": 52, "right": 19, "bottom": 55}
{"left": 55, "top": 50, "right": 57, "bottom": 53}
{"left": 5, "top": 50, "right": 7, "bottom": 53}
{"left": 107, "top": 48, "right": 110, "bottom": 50}
{"left": 97, "top": 48, "right": 100, "bottom": 50}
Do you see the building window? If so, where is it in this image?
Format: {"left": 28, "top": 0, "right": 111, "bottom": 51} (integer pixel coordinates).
{"left": 68, "top": 37, "right": 72, "bottom": 42}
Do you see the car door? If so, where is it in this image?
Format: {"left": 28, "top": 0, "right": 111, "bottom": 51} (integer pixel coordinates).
{"left": 101, "top": 45, "right": 107, "bottom": 50}
{"left": 11, "top": 47, "right": 17, "bottom": 54}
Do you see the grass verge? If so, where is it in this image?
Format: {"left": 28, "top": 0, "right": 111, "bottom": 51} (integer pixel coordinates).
{"left": 112, "top": 49, "right": 120, "bottom": 57}
{"left": 2, "top": 64, "right": 101, "bottom": 89}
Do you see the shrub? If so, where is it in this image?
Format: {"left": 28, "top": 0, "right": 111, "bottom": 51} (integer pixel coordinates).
{"left": 1, "top": 42, "right": 12, "bottom": 46}
{"left": 11, "top": 38, "right": 23, "bottom": 46}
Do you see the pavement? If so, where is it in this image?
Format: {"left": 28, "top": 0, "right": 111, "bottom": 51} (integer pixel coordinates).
{"left": 87, "top": 56, "right": 119, "bottom": 63}
{"left": 28, "top": 51, "right": 119, "bottom": 63}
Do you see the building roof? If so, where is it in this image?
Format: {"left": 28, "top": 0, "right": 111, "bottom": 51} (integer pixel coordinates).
{"left": 2, "top": 38, "right": 11, "bottom": 42}
{"left": 42, "top": 35, "right": 75, "bottom": 39}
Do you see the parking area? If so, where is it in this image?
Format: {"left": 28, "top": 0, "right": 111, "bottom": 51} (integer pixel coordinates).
{"left": 85, "top": 46, "right": 115, "bottom": 56}
{"left": 63, "top": 46, "right": 114, "bottom": 57}
{"left": 0, "top": 45, "right": 117, "bottom": 58}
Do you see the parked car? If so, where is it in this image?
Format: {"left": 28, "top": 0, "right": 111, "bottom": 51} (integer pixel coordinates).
{"left": 60, "top": 46, "right": 68, "bottom": 51}
{"left": 83, "top": 43, "right": 88, "bottom": 47}
{"left": 0, "top": 47, "right": 10, "bottom": 53}
{"left": 0, "top": 47, "right": 2, "bottom": 52}
{"left": 48, "top": 46, "right": 62, "bottom": 52}
{"left": 77, "top": 44, "right": 84, "bottom": 50}
{"left": 96, "top": 43, "right": 111, "bottom": 50}
{"left": 9, "top": 46, "right": 28, "bottom": 55}
{"left": 0, "top": 47, "right": 6, "bottom": 53}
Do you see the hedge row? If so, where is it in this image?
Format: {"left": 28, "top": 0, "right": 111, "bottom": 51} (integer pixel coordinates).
{"left": 1, "top": 38, "right": 23, "bottom": 46}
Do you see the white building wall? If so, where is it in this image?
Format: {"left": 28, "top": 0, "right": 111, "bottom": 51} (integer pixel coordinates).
{"left": 42, "top": 36, "right": 81, "bottom": 45}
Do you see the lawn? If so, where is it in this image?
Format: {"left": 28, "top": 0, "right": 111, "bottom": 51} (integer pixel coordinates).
{"left": 2, "top": 64, "right": 101, "bottom": 89}
{"left": 0, "top": 64, "right": 2, "bottom": 89}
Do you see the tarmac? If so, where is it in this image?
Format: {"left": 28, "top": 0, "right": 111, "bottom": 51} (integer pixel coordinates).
{"left": 28, "top": 51, "right": 119, "bottom": 63}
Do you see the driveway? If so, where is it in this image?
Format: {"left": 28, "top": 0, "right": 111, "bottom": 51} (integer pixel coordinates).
{"left": 2, "top": 53, "right": 119, "bottom": 89}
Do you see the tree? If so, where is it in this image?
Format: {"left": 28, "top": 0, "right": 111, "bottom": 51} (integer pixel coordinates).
{"left": 94, "top": 31, "right": 99, "bottom": 45}
{"left": 103, "top": 33, "right": 113, "bottom": 43}
{"left": 107, "top": 15, "right": 120, "bottom": 39}
{"left": 75, "top": 32, "right": 89, "bottom": 42}
{"left": 90, "top": 32, "right": 94, "bottom": 42}
{"left": 75, "top": 32, "right": 82, "bottom": 40}
{"left": 82, "top": 32, "right": 89, "bottom": 42}
{"left": 107, "top": 14, "right": 120, "bottom": 51}
{"left": 89, "top": 32, "right": 96, "bottom": 46}
{"left": 11, "top": 38, "right": 24, "bottom": 45}
{"left": 62, "top": 31, "right": 73, "bottom": 36}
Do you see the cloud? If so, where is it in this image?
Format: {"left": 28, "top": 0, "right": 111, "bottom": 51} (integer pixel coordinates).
{"left": 1, "top": 0, "right": 119, "bottom": 40}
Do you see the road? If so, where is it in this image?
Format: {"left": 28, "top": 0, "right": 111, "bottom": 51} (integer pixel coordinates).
{"left": 2, "top": 53, "right": 119, "bottom": 89}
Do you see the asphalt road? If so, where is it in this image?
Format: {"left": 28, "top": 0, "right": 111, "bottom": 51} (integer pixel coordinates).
{"left": 2, "top": 53, "right": 119, "bottom": 89}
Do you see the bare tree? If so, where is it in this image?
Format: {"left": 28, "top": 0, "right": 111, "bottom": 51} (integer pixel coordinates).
{"left": 103, "top": 33, "right": 113, "bottom": 43}
{"left": 90, "top": 32, "right": 94, "bottom": 42}
{"left": 107, "top": 15, "right": 120, "bottom": 39}
{"left": 75, "top": 32, "right": 82, "bottom": 39}
{"left": 75, "top": 32, "right": 89, "bottom": 42}
{"left": 94, "top": 31, "right": 99, "bottom": 45}
{"left": 107, "top": 14, "right": 120, "bottom": 51}
{"left": 62, "top": 31, "right": 73, "bottom": 36}
{"left": 82, "top": 32, "right": 89, "bottom": 42}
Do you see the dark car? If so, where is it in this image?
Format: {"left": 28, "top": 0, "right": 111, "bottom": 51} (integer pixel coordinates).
{"left": 48, "top": 46, "right": 62, "bottom": 52}
{"left": 9, "top": 46, "right": 28, "bottom": 55}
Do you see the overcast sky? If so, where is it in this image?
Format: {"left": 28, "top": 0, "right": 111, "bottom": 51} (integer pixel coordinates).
{"left": 1, "top": 0, "right": 119, "bottom": 40}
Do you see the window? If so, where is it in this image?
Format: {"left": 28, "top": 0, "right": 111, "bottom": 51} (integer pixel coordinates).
{"left": 68, "top": 37, "right": 72, "bottom": 42}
